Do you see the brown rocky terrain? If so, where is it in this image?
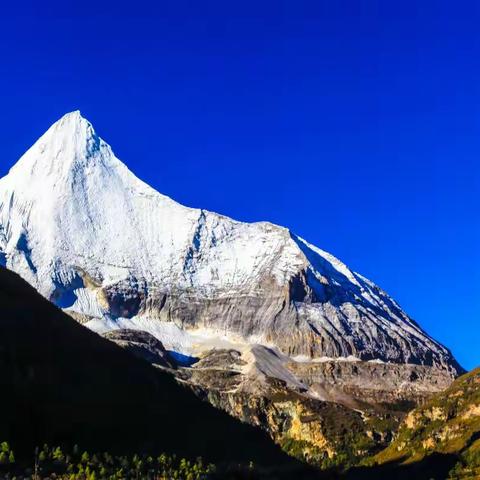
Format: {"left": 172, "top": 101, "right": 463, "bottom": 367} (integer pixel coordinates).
{"left": 106, "top": 329, "right": 457, "bottom": 470}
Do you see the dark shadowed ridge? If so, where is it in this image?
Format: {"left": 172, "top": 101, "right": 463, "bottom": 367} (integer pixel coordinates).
{"left": 0, "top": 266, "right": 299, "bottom": 469}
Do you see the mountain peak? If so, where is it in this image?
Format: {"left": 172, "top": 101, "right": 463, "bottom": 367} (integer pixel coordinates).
{"left": 58, "top": 109, "right": 83, "bottom": 120}
{"left": 39, "top": 110, "right": 95, "bottom": 146}
{"left": 4, "top": 111, "right": 111, "bottom": 181}
{"left": 44, "top": 110, "right": 99, "bottom": 154}
{"left": 54, "top": 109, "right": 89, "bottom": 130}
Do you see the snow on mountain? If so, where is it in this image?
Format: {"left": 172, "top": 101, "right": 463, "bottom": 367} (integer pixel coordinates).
{"left": 0, "top": 111, "right": 461, "bottom": 374}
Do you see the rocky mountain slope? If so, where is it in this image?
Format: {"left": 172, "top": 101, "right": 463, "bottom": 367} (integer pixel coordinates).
{"left": 367, "top": 366, "right": 480, "bottom": 479}
{"left": 108, "top": 327, "right": 455, "bottom": 469}
{"left": 0, "top": 265, "right": 298, "bottom": 470}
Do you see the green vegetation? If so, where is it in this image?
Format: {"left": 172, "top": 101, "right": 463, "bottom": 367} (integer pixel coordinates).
{"left": 358, "top": 367, "right": 480, "bottom": 479}
{"left": 0, "top": 441, "right": 15, "bottom": 466}
{"left": 0, "top": 443, "right": 323, "bottom": 480}
{"left": 375, "top": 367, "right": 480, "bottom": 463}
{"left": 280, "top": 428, "right": 379, "bottom": 471}
{"left": 270, "top": 389, "right": 400, "bottom": 472}
{"left": 446, "top": 437, "right": 480, "bottom": 479}
{"left": 0, "top": 443, "right": 215, "bottom": 479}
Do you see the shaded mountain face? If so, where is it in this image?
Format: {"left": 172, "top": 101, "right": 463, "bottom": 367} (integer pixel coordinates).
{"left": 0, "top": 266, "right": 294, "bottom": 467}
{"left": 0, "top": 112, "right": 460, "bottom": 377}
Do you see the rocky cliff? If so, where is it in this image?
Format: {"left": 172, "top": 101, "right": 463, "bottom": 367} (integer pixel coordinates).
{"left": 107, "top": 329, "right": 456, "bottom": 469}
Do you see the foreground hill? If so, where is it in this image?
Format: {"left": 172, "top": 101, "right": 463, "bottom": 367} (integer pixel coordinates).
{"left": 354, "top": 367, "right": 480, "bottom": 479}
{"left": 0, "top": 266, "right": 295, "bottom": 470}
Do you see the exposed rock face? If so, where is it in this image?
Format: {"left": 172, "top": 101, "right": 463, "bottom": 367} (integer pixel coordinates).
{"left": 167, "top": 343, "right": 454, "bottom": 467}
{"left": 287, "top": 359, "right": 454, "bottom": 408}
{"left": 175, "top": 347, "right": 404, "bottom": 468}
{"left": 103, "top": 329, "right": 176, "bottom": 369}
{"left": 98, "top": 326, "right": 454, "bottom": 467}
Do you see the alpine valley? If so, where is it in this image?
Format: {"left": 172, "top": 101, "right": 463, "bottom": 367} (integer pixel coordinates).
{"left": 0, "top": 112, "right": 466, "bottom": 472}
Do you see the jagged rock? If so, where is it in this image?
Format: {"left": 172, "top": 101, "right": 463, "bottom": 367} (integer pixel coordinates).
{"left": 103, "top": 329, "right": 176, "bottom": 369}
{"left": 286, "top": 359, "right": 454, "bottom": 408}
{"left": 178, "top": 348, "right": 402, "bottom": 468}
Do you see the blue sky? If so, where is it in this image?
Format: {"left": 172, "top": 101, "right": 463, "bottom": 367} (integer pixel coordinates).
{"left": 1, "top": 1, "right": 479, "bottom": 369}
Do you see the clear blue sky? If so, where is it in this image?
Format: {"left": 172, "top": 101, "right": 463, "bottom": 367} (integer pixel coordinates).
{"left": 1, "top": 1, "right": 479, "bottom": 369}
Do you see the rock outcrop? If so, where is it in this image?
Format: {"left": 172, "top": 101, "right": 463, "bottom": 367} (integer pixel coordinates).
{"left": 108, "top": 333, "right": 457, "bottom": 468}
{"left": 103, "top": 329, "right": 176, "bottom": 368}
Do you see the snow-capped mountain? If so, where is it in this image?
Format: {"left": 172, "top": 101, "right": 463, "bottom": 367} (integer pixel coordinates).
{"left": 0, "top": 111, "right": 460, "bottom": 374}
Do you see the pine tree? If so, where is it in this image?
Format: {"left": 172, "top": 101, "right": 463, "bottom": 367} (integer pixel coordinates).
{"left": 52, "top": 446, "right": 64, "bottom": 462}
